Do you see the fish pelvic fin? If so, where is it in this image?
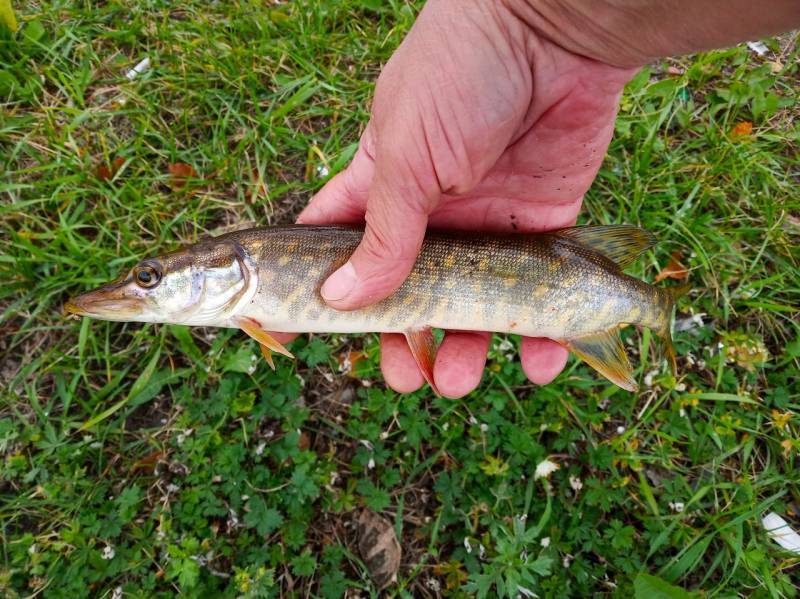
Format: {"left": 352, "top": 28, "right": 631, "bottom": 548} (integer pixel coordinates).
{"left": 403, "top": 327, "right": 441, "bottom": 396}
{"left": 567, "top": 329, "right": 638, "bottom": 392}
{"left": 235, "top": 316, "right": 294, "bottom": 369}
{"left": 556, "top": 225, "right": 656, "bottom": 269}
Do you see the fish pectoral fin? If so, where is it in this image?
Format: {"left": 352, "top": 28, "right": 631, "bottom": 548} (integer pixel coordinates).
{"left": 403, "top": 327, "right": 441, "bottom": 396}
{"left": 557, "top": 225, "right": 656, "bottom": 269}
{"left": 235, "top": 316, "right": 294, "bottom": 368}
{"left": 567, "top": 329, "right": 638, "bottom": 392}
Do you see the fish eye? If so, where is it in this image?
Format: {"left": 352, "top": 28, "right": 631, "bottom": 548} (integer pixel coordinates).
{"left": 133, "top": 262, "right": 162, "bottom": 288}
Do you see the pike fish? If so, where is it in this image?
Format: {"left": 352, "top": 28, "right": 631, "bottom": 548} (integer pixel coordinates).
{"left": 65, "top": 224, "right": 687, "bottom": 393}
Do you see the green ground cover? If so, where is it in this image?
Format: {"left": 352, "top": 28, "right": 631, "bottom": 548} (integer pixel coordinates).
{"left": 1, "top": 1, "right": 798, "bottom": 597}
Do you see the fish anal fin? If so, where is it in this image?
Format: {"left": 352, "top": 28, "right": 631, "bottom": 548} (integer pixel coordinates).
{"left": 567, "top": 329, "right": 638, "bottom": 392}
{"left": 236, "top": 316, "right": 294, "bottom": 368}
{"left": 557, "top": 225, "right": 656, "bottom": 269}
{"left": 403, "top": 327, "right": 441, "bottom": 396}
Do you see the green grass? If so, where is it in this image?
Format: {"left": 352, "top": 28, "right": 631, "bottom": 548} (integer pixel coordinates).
{"left": 1, "top": 2, "right": 799, "bottom": 597}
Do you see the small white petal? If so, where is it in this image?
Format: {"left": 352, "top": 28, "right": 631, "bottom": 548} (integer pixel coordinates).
{"left": 763, "top": 512, "right": 800, "bottom": 554}
{"left": 746, "top": 40, "right": 769, "bottom": 56}
{"left": 125, "top": 57, "right": 151, "bottom": 80}
{"left": 534, "top": 459, "right": 559, "bottom": 480}
{"left": 669, "top": 502, "right": 685, "bottom": 513}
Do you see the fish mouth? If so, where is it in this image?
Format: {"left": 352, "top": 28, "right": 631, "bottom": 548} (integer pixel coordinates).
{"left": 64, "top": 284, "right": 146, "bottom": 321}
{"left": 64, "top": 300, "right": 86, "bottom": 316}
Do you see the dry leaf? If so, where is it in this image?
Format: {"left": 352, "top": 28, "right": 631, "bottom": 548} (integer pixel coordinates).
{"left": 95, "top": 157, "right": 125, "bottom": 181}
{"left": 769, "top": 60, "right": 784, "bottom": 74}
{"left": 249, "top": 167, "right": 269, "bottom": 204}
{"left": 730, "top": 121, "right": 753, "bottom": 139}
{"left": 168, "top": 163, "right": 198, "bottom": 189}
{"left": 655, "top": 251, "right": 688, "bottom": 283}
{"left": 298, "top": 431, "right": 311, "bottom": 451}
{"left": 357, "top": 509, "right": 401, "bottom": 590}
{"left": 131, "top": 450, "right": 164, "bottom": 474}
{"left": 338, "top": 350, "right": 367, "bottom": 377}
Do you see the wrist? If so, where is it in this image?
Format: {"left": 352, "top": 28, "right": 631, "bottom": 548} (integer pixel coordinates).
{"left": 504, "top": 0, "right": 800, "bottom": 68}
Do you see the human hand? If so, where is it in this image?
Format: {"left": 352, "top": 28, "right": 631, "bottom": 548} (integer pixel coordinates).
{"left": 296, "top": 0, "right": 636, "bottom": 397}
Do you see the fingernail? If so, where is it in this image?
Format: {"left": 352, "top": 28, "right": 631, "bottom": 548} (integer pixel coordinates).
{"left": 321, "top": 261, "right": 357, "bottom": 302}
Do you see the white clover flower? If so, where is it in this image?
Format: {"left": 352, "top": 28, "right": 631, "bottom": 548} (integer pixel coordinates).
{"left": 534, "top": 459, "right": 559, "bottom": 480}
{"left": 669, "top": 502, "right": 685, "bottom": 513}
{"left": 497, "top": 339, "right": 514, "bottom": 353}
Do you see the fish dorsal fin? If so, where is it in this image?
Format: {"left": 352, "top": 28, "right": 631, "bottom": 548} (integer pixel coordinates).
{"left": 567, "top": 329, "right": 638, "bottom": 391}
{"left": 556, "top": 225, "right": 656, "bottom": 269}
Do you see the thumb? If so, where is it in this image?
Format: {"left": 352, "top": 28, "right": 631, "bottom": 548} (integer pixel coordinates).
{"left": 320, "top": 172, "right": 433, "bottom": 311}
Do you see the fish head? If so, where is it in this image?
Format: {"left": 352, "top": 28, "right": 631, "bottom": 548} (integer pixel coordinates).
{"left": 65, "top": 241, "right": 255, "bottom": 325}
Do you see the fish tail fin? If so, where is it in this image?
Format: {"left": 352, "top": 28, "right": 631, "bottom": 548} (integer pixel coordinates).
{"left": 659, "top": 283, "right": 691, "bottom": 375}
